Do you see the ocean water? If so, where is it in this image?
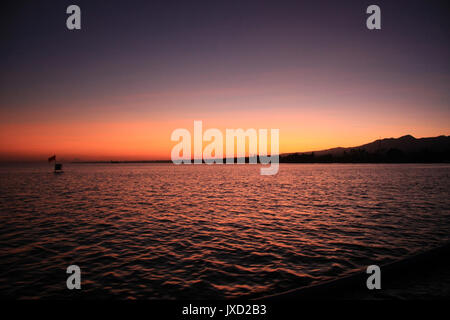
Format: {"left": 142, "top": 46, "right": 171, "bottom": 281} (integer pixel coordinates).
{"left": 0, "top": 163, "right": 449, "bottom": 299}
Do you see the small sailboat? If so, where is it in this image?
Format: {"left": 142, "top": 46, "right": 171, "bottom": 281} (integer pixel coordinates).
{"left": 48, "top": 155, "right": 64, "bottom": 173}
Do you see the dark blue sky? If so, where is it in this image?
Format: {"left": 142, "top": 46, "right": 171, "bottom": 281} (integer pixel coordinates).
{"left": 0, "top": 0, "right": 449, "bottom": 160}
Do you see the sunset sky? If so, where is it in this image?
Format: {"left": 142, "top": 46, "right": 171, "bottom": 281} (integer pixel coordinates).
{"left": 1, "top": 0, "right": 449, "bottom": 161}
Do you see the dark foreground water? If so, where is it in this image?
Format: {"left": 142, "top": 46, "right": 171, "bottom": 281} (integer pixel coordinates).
{"left": 0, "top": 163, "right": 449, "bottom": 299}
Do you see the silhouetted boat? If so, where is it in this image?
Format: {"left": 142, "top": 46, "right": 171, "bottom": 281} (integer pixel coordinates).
{"left": 54, "top": 163, "right": 63, "bottom": 173}
{"left": 48, "top": 155, "right": 63, "bottom": 173}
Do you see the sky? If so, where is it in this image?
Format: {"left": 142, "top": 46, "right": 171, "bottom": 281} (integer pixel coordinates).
{"left": 0, "top": 0, "right": 449, "bottom": 161}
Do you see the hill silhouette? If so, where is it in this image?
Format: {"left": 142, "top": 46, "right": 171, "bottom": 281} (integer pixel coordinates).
{"left": 281, "top": 135, "right": 450, "bottom": 163}
{"left": 73, "top": 135, "right": 450, "bottom": 164}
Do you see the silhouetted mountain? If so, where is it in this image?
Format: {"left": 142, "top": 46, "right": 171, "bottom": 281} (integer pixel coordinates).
{"left": 281, "top": 135, "right": 450, "bottom": 163}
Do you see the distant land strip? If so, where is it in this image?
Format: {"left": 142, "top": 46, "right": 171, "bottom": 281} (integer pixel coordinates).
{"left": 72, "top": 134, "right": 450, "bottom": 164}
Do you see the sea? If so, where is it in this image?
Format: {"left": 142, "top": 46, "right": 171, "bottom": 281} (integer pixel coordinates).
{"left": 0, "top": 163, "right": 449, "bottom": 299}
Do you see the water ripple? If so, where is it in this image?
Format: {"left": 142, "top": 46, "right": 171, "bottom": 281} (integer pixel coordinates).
{"left": 0, "top": 163, "right": 449, "bottom": 299}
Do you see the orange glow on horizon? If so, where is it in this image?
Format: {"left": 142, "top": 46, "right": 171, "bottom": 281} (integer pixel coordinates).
{"left": 1, "top": 108, "right": 448, "bottom": 162}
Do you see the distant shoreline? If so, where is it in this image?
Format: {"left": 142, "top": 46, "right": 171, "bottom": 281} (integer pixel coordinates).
{"left": 63, "top": 134, "right": 450, "bottom": 164}
{"left": 70, "top": 159, "right": 450, "bottom": 164}
{"left": 2, "top": 134, "right": 449, "bottom": 164}
{"left": 72, "top": 160, "right": 172, "bottom": 164}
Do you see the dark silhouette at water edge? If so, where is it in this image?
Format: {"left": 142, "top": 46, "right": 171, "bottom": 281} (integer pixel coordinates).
{"left": 70, "top": 135, "right": 450, "bottom": 164}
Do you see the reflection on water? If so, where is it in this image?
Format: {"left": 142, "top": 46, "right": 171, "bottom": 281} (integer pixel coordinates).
{"left": 0, "top": 163, "right": 449, "bottom": 299}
